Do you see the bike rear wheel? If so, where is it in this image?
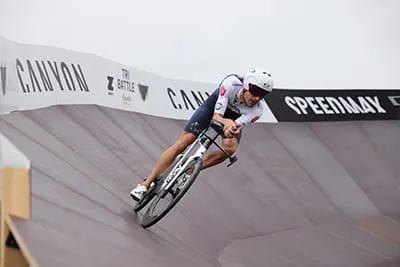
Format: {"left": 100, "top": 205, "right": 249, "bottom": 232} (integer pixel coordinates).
{"left": 141, "top": 158, "right": 202, "bottom": 228}
{"left": 133, "top": 153, "right": 184, "bottom": 212}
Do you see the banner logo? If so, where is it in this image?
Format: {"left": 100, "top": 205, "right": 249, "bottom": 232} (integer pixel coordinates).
{"left": 138, "top": 84, "right": 149, "bottom": 101}
{"left": 264, "top": 89, "right": 400, "bottom": 122}
{"left": 106, "top": 68, "right": 135, "bottom": 96}
{"left": 388, "top": 96, "right": 400, "bottom": 107}
{"left": 167, "top": 88, "right": 211, "bottom": 110}
{"left": 284, "top": 96, "right": 386, "bottom": 115}
{"left": 107, "top": 76, "right": 114, "bottom": 95}
{"left": 121, "top": 93, "right": 132, "bottom": 106}
{"left": 16, "top": 59, "right": 90, "bottom": 93}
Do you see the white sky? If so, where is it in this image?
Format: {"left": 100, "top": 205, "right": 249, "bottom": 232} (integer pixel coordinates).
{"left": 1, "top": 0, "right": 399, "bottom": 89}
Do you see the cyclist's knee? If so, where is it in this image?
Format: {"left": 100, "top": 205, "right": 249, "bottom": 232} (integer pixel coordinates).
{"left": 224, "top": 146, "right": 236, "bottom": 156}
{"left": 174, "top": 131, "right": 196, "bottom": 153}
{"left": 222, "top": 139, "right": 238, "bottom": 156}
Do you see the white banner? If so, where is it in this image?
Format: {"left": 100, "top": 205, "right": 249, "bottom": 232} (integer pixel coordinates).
{"left": 0, "top": 36, "right": 278, "bottom": 123}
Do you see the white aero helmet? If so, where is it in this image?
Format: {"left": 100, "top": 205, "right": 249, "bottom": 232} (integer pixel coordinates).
{"left": 243, "top": 68, "right": 273, "bottom": 97}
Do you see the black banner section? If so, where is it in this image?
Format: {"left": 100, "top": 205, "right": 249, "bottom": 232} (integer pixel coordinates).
{"left": 264, "top": 89, "right": 400, "bottom": 122}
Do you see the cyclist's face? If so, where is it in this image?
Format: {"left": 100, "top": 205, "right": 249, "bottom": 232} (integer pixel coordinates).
{"left": 244, "top": 90, "right": 262, "bottom": 107}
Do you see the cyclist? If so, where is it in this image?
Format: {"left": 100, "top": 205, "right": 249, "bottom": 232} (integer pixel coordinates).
{"left": 130, "top": 67, "right": 274, "bottom": 201}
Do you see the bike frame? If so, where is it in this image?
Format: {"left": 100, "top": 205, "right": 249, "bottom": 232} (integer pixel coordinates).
{"left": 161, "top": 120, "right": 236, "bottom": 191}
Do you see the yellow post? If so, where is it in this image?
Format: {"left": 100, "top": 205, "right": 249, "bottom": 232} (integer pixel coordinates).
{"left": 0, "top": 133, "right": 37, "bottom": 266}
{"left": 1, "top": 167, "right": 31, "bottom": 267}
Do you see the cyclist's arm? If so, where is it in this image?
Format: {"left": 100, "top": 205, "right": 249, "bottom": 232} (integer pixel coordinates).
{"left": 213, "top": 113, "right": 239, "bottom": 128}
{"left": 214, "top": 85, "right": 229, "bottom": 116}
{"left": 235, "top": 105, "right": 263, "bottom": 127}
{"left": 212, "top": 77, "right": 240, "bottom": 131}
{"left": 213, "top": 113, "right": 240, "bottom": 137}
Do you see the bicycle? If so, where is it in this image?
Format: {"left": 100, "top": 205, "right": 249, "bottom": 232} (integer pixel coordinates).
{"left": 133, "top": 119, "right": 238, "bottom": 228}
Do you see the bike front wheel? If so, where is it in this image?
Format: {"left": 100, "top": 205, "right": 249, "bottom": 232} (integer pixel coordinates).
{"left": 141, "top": 158, "right": 202, "bottom": 228}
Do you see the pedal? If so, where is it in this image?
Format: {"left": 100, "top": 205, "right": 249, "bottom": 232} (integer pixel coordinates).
{"left": 143, "top": 177, "right": 156, "bottom": 188}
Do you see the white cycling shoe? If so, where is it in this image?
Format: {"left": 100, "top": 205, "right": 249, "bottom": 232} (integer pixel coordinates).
{"left": 130, "top": 184, "right": 147, "bottom": 201}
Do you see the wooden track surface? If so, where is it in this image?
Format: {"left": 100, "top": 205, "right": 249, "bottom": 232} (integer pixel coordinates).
{"left": 1, "top": 105, "right": 399, "bottom": 266}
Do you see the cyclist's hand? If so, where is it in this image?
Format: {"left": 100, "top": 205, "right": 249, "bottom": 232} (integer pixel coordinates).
{"left": 231, "top": 124, "right": 241, "bottom": 135}
{"left": 224, "top": 122, "right": 240, "bottom": 137}
{"left": 224, "top": 129, "right": 234, "bottom": 138}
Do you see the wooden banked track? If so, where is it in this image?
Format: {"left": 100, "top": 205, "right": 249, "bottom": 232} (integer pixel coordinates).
{"left": 0, "top": 105, "right": 399, "bottom": 267}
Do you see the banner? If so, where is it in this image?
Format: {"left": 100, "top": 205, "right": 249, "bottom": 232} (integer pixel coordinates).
{"left": 1, "top": 36, "right": 399, "bottom": 123}
{"left": 265, "top": 89, "right": 400, "bottom": 122}
{"left": 0, "top": 36, "right": 278, "bottom": 123}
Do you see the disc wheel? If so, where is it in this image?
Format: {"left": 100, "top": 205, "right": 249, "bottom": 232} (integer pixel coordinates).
{"left": 141, "top": 158, "right": 202, "bottom": 228}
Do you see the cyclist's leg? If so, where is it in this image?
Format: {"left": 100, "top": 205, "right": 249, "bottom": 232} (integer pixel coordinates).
{"left": 201, "top": 130, "right": 241, "bottom": 170}
{"left": 142, "top": 95, "right": 217, "bottom": 188}
{"left": 142, "top": 131, "right": 196, "bottom": 188}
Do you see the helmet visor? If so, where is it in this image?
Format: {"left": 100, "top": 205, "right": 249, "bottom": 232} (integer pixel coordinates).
{"left": 248, "top": 84, "right": 269, "bottom": 98}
